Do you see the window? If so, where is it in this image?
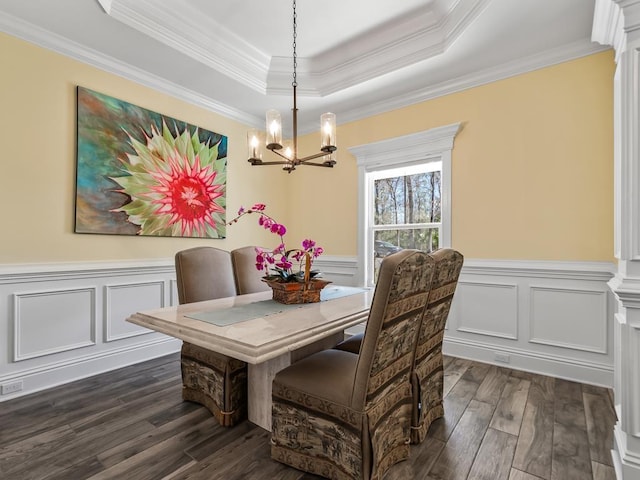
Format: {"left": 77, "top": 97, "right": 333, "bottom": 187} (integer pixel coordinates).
{"left": 371, "top": 162, "right": 442, "bottom": 280}
{"left": 349, "top": 123, "right": 461, "bottom": 286}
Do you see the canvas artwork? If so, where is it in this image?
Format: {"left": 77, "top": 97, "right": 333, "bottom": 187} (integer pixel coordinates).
{"left": 75, "top": 87, "right": 227, "bottom": 238}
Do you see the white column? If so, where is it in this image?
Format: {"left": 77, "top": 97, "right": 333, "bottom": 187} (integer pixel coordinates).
{"left": 593, "top": 1, "right": 640, "bottom": 478}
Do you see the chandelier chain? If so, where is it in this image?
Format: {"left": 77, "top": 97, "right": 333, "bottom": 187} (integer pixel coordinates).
{"left": 292, "top": 0, "right": 297, "bottom": 88}
{"left": 247, "top": 0, "right": 335, "bottom": 172}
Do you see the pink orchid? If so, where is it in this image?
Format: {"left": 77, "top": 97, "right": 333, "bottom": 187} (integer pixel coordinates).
{"left": 228, "top": 203, "right": 324, "bottom": 281}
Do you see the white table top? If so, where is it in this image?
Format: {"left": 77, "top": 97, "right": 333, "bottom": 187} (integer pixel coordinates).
{"left": 127, "top": 288, "right": 372, "bottom": 364}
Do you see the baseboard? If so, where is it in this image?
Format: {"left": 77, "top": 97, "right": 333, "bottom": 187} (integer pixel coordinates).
{"left": 0, "top": 337, "right": 181, "bottom": 401}
{"left": 443, "top": 337, "right": 613, "bottom": 387}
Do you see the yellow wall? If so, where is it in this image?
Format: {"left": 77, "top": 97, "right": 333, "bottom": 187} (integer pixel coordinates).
{"left": 0, "top": 31, "right": 614, "bottom": 264}
{"left": 290, "top": 51, "right": 615, "bottom": 262}
{"left": 0, "top": 32, "right": 286, "bottom": 263}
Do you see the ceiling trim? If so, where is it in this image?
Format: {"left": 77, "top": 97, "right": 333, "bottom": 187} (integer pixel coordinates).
{"left": 591, "top": 0, "right": 624, "bottom": 59}
{"left": 97, "top": 0, "right": 271, "bottom": 93}
{"left": 99, "top": 0, "right": 490, "bottom": 98}
{"left": 337, "top": 40, "right": 610, "bottom": 128}
{"left": 268, "top": 0, "right": 491, "bottom": 96}
{"left": 0, "top": 12, "right": 260, "bottom": 128}
{"left": 0, "top": 12, "right": 609, "bottom": 134}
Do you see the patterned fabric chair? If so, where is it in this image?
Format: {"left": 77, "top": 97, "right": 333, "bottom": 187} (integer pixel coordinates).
{"left": 271, "top": 250, "right": 436, "bottom": 480}
{"left": 334, "top": 248, "right": 463, "bottom": 445}
{"left": 410, "top": 248, "right": 463, "bottom": 443}
{"left": 230, "top": 246, "right": 271, "bottom": 295}
{"left": 175, "top": 246, "right": 247, "bottom": 427}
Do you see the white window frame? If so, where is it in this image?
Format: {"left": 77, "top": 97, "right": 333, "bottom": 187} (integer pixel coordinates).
{"left": 349, "top": 123, "right": 461, "bottom": 287}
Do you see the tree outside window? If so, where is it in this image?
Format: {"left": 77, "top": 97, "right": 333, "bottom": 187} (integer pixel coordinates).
{"left": 370, "top": 163, "right": 442, "bottom": 280}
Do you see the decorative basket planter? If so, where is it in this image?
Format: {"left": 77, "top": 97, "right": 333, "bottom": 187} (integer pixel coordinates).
{"left": 263, "top": 278, "right": 332, "bottom": 304}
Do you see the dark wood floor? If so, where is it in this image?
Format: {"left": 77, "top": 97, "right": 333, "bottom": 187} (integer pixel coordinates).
{"left": 0, "top": 353, "right": 617, "bottom": 480}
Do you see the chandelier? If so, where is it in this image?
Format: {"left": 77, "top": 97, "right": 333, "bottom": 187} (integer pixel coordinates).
{"left": 247, "top": 0, "right": 337, "bottom": 173}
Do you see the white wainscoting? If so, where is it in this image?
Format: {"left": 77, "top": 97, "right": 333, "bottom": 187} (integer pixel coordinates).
{"left": 0, "top": 256, "right": 614, "bottom": 401}
{"left": 0, "top": 259, "right": 181, "bottom": 401}
{"left": 445, "top": 259, "right": 615, "bottom": 387}
{"left": 0, "top": 255, "right": 358, "bottom": 400}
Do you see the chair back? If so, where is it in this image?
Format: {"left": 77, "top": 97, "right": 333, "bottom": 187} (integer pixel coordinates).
{"left": 230, "top": 246, "right": 271, "bottom": 295}
{"left": 410, "top": 247, "right": 463, "bottom": 443}
{"left": 419, "top": 248, "right": 463, "bottom": 353}
{"left": 352, "top": 249, "right": 435, "bottom": 408}
{"left": 175, "top": 246, "right": 236, "bottom": 304}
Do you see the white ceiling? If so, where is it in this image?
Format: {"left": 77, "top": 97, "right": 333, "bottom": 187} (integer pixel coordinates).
{"left": 0, "top": 0, "right": 605, "bottom": 135}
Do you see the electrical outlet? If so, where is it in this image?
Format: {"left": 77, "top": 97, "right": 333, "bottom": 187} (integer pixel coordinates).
{"left": 1, "top": 380, "right": 23, "bottom": 395}
{"left": 494, "top": 352, "right": 510, "bottom": 364}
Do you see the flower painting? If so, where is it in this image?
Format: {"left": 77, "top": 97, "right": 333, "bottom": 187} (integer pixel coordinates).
{"left": 75, "top": 87, "right": 227, "bottom": 238}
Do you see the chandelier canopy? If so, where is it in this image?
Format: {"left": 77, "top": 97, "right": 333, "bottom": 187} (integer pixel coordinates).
{"left": 247, "top": 0, "right": 337, "bottom": 173}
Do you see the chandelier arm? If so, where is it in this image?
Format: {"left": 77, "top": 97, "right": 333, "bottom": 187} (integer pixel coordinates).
{"left": 249, "top": 160, "right": 293, "bottom": 166}
{"left": 296, "top": 151, "right": 331, "bottom": 163}
{"left": 269, "top": 148, "right": 296, "bottom": 162}
{"left": 300, "top": 162, "right": 336, "bottom": 168}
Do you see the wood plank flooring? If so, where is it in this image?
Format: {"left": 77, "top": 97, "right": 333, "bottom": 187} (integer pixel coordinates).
{"left": 0, "top": 354, "right": 617, "bottom": 480}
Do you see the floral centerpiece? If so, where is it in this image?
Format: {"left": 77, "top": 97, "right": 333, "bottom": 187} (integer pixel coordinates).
{"left": 228, "top": 203, "right": 331, "bottom": 304}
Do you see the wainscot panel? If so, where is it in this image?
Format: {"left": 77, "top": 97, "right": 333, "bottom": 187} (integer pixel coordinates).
{"left": 446, "top": 259, "right": 615, "bottom": 387}
{"left": 0, "top": 256, "right": 358, "bottom": 400}
{"left": 0, "top": 256, "right": 612, "bottom": 400}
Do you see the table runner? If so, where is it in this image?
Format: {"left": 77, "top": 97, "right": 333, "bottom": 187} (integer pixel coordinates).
{"left": 186, "top": 285, "right": 367, "bottom": 327}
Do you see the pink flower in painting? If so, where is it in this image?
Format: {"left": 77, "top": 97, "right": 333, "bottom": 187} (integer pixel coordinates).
{"left": 148, "top": 153, "right": 224, "bottom": 237}
{"left": 111, "top": 121, "right": 226, "bottom": 238}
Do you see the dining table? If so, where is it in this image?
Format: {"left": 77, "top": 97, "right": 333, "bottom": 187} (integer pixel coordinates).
{"left": 127, "top": 285, "right": 372, "bottom": 430}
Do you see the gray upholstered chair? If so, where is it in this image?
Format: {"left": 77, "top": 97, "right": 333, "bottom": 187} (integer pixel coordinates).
{"left": 271, "top": 250, "right": 436, "bottom": 480}
{"left": 410, "top": 248, "right": 463, "bottom": 443}
{"left": 230, "top": 246, "right": 271, "bottom": 295}
{"left": 333, "top": 248, "right": 463, "bottom": 445}
{"left": 175, "top": 246, "right": 247, "bottom": 427}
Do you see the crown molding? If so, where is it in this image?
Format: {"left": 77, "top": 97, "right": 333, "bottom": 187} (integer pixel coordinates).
{"left": 0, "top": 11, "right": 260, "bottom": 127}
{"left": 337, "top": 40, "right": 610, "bottom": 128}
{"left": 0, "top": 8, "right": 609, "bottom": 134}
{"left": 592, "top": 0, "right": 640, "bottom": 62}
{"left": 269, "top": 0, "right": 491, "bottom": 96}
{"left": 97, "top": 0, "right": 270, "bottom": 93}
{"left": 100, "top": 0, "right": 490, "bottom": 98}
{"left": 592, "top": 0, "right": 627, "bottom": 59}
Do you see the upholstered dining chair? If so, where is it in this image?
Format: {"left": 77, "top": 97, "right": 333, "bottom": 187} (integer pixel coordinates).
{"left": 230, "top": 246, "right": 271, "bottom": 295}
{"left": 410, "top": 248, "right": 463, "bottom": 443}
{"left": 175, "top": 246, "right": 247, "bottom": 427}
{"left": 333, "top": 248, "right": 463, "bottom": 445}
{"left": 270, "top": 249, "right": 436, "bottom": 480}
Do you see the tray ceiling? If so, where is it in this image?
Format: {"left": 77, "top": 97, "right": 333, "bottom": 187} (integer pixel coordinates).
{"left": 0, "top": 0, "right": 605, "bottom": 133}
